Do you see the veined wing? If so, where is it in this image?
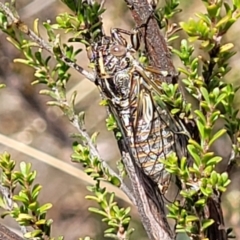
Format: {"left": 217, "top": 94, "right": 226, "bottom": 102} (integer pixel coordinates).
{"left": 126, "top": 70, "right": 189, "bottom": 199}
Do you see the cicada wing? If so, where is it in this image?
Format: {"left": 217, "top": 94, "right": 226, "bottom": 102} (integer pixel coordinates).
{"left": 128, "top": 84, "right": 173, "bottom": 201}
{"left": 132, "top": 68, "right": 191, "bottom": 202}
{"left": 108, "top": 98, "right": 167, "bottom": 210}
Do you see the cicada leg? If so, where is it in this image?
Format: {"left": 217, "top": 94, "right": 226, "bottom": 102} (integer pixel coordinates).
{"left": 110, "top": 28, "right": 141, "bottom": 51}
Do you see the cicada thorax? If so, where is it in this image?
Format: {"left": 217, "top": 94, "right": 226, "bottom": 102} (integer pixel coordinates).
{"left": 91, "top": 29, "right": 188, "bottom": 201}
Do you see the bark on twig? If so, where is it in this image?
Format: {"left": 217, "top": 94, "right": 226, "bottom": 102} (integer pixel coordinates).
{"left": 124, "top": 0, "right": 178, "bottom": 80}
{"left": 0, "top": 224, "right": 24, "bottom": 240}
{"left": 122, "top": 152, "right": 173, "bottom": 240}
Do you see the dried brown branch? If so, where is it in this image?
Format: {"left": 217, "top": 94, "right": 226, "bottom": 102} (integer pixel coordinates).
{"left": 122, "top": 152, "right": 173, "bottom": 240}
{"left": 0, "top": 224, "right": 24, "bottom": 240}
{"left": 124, "top": 0, "right": 178, "bottom": 82}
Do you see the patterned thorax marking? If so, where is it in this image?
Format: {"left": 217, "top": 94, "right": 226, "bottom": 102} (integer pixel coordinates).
{"left": 91, "top": 29, "right": 188, "bottom": 195}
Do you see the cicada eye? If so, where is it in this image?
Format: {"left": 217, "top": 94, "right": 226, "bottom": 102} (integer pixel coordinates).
{"left": 110, "top": 44, "right": 127, "bottom": 57}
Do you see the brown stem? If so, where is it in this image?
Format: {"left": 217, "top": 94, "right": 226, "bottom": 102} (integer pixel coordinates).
{"left": 0, "top": 224, "right": 24, "bottom": 240}
{"left": 122, "top": 152, "right": 174, "bottom": 240}
{"left": 124, "top": 0, "right": 178, "bottom": 82}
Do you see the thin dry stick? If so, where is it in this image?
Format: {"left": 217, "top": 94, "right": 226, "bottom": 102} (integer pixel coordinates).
{"left": 0, "top": 133, "right": 133, "bottom": 204}
{"left": 0, "top": 223, "right": 24, "bottom": 240}
{"left": 0, "top": 184, "right": 28, "bottom": 237}
{"left": 124, "top": 0, "right": 178, "bottom": 80}
{"left": 122, "top": 152, "right": 173, "bottom": 240}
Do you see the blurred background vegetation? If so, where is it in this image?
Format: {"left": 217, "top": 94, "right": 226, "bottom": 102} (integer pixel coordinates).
{"left": 0, "top": 0, "right": 239, "bottom": 239}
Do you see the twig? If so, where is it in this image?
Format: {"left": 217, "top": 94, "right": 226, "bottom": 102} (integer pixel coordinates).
{"left": 122, "top": 152, "right": 173, "bottom": 240}
{"left": 0, "top": 223, "right": 24, "bottom": 240}
{"left": 0, "top": 2, "right": 95, "bottom": 82}
{"left": 124, "top": 0, "right": 178, "bottom": 82}
{"left": 0, "top": 185, "right": 27, "bottom": 239}
{"left": 71, "top": 115, "right": 136, "bottom": 204}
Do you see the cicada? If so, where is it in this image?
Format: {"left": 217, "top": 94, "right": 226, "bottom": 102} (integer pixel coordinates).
{"left": 89, "top": 28, "right": 189, "bottom": 200}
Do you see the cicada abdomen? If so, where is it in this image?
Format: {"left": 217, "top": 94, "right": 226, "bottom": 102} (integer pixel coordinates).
{"left": 90, "top": 28, "right": 189, "bottom": 200}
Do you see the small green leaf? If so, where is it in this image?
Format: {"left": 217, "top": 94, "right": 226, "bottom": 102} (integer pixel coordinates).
{"left": 24, "top": 230, "right": 43, "bottom": 238}
{"left": 32, "top": 184, "right": 42, "bottom": 200}
{"left": 205, "top": 156, "right": 222, "bottom": 166}
{"left": 187, "top": 144, "right": 201, "bottom": 166}
{"left": 209, "top": 129, "right": 226, "bottom": 148}
{"left": 28, "top": 202, "right": 38, "bottom": 211}
{"left": 88, "top": 207, "right": 108, "bottom": 217}
{"left": 91, "top": 132, "right": 99, "bottom": 144}
{"left": 210, "top": 171, "right": 218, "bottom": 185}
{"left": 17, "top": 213, "right": 34, "bottom": 221}
{"left": 13, "top": 195, "right": 29, "bottom": 204}
{"left": 37, "top": 203, "right": 53, "bottom": 214}
{"left": 195, "top": 198, "right": 206, "bottom": 206}
{"left": 185, "top": 215, "right": 199, "bottom": 222}
{"left": 35, "top": 219, "right": 47, "bottom": 225}
{"left": 20, "top": 162, "right": 31, "bottom": 177}
{"left": 200, "top": 87, "right": 210, "bottom": 103}
{"left": 195, "top": 110, "right": 207, "bottom": 124}
{"left": 201, "top": 219, "right": 214, "bottom": 231}
{"left": 110, "top": 176, "right": 121, "bottom": 187}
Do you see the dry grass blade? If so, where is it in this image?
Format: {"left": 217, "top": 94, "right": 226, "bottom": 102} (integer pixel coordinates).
{"left": 0, "top": 133, "right": 131, "bottom": 204}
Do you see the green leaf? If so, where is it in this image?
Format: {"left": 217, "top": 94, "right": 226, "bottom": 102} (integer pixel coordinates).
{"left": 88, "top": 207, "right": 108, "bottom": 217}
{"left": 200, "top": 186, "right": 212, "bottom": 197}
{"left": 13, "top": 195, "right": 29, "bottom": 204}
{"left": 35, "top": 219, "right": 47, "bottom": 225}
{"left": 210, "top": 171, "right": 218, "bottom": 185}
{"left": 195, "top": 198, "right": 206, "bottom": 206}
{"left": 200, "top": 87, "right": 210, "bottom": 103}
{"left": 16, "top": 213, "right": 34, "bottom": 221}
{"left": 195, "top": 110, "right": 207, "bottom": 124}
{"left": 28, "top": 202, "right": 38, "bottom": 211}
{"left": 32, "top": 184, "right": 42, "bottom": 200}
{"left": 24, "top": 230, "right": 43, "bottom": 238}
{"left": 187, "top": 144, "right": 201, "bottom": 166}
{"left": 205, "top": 156, "right": 222, "bottom": 166}
{"left": 185, "top": 215, "right": 199, "bottom": 222}
{"left": 209, "top": 129, "right": 226, "bottom": 147}
{"left": 215, "top": 15, "right": 231, "bottom": 28}
{"left": 27, "top": 171, "right": 37, "bottom": 185}
{"left": 201, "top": 219, "right": 214, "bottom": 231}
{"left": 233, "top": 0, "right": 240, "bottom": 8}
{"left": 6, "top": 37, "right": 21, "bottom": 50}
{"left": 110, "top": 176, "right": 121, "bottom": 187}
{"left": 188, "top": 139, "right": 202, "bottom": 151}
{"left": 37, "top": 203, "right": 53, "bottom": 214}
{"left": 196, "top": 120, "right": 206, "bottom": 140}
{"left": 20, "top": 162, "right": 31, "bottom": 177}
{"left": 219, "top": 43, "right": 234, "bottom": 53}
{"left": 91, "top": 132, "right": 99, "bottom": 144}
{"left": 220, "top": 172, "right": 230, "bottom": 186}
